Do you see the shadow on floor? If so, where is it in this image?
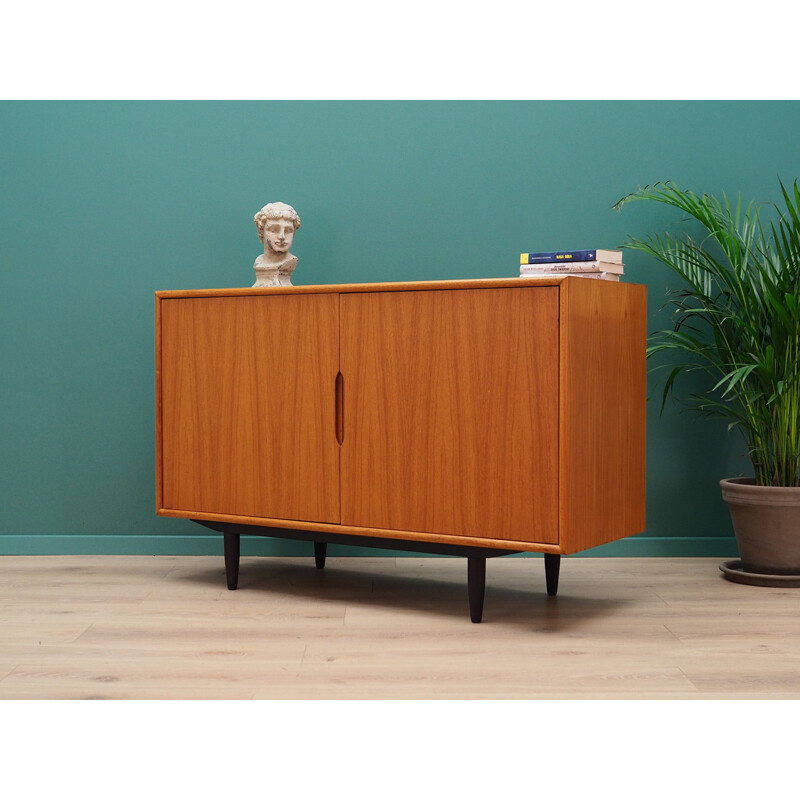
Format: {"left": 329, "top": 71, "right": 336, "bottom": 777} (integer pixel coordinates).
{"left": 171, "top": 556, "right": 629, "bottom": 629}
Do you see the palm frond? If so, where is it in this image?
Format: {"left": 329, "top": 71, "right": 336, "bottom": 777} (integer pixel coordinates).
{"left": 615, "top": 180, "right": 800, "bottom": 486}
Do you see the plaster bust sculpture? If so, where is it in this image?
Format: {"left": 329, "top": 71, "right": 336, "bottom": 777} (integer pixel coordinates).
{"left": 252, "top": 202, "right": 301, "bottom": 287}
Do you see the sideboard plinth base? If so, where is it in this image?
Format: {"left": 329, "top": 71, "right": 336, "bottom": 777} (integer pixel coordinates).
{"left": 194, "top": 520, "right": 562, "bottom": 622}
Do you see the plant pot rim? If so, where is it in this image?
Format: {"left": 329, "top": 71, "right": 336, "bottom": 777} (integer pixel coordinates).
{"left": 721, "top": 477, "right": 800, "bottom": 507}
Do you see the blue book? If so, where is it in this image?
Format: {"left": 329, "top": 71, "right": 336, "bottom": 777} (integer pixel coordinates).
{"left": 520, "top": 249, "right": 622, "bottom": 265}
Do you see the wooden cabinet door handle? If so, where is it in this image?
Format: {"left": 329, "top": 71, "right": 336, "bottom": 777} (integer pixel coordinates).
{"left": 335, "top": 372, "right": 344, "bottom": 445}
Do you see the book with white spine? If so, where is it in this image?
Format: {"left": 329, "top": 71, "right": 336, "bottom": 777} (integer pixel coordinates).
{"left": 520, "top": 259, "right": 624, "bottom": 275}
{"left": 519, "top": 271, "right": 621, "bottom": 281}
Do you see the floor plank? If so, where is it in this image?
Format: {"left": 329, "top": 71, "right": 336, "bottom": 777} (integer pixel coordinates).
{"left": 0, "top": 555, "right": 798, "bottom": 699}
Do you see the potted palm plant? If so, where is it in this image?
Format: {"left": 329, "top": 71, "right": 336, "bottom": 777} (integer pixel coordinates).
{"left": 614, "top": 180, "right": 800, "bottom": 586}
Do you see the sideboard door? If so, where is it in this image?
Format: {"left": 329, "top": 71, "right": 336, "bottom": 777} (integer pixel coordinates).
{"left": 340, "top": 287, "right": 560, "bottom": 544}
{"left": 159, "top": 294, "right": 340, "bottom": 524}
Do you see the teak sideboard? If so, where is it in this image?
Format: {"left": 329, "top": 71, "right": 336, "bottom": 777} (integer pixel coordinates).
{"left": 155, "top": 277, "right": 646, "bottom": 621}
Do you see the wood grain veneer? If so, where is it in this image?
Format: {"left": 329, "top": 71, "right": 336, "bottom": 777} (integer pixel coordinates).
{"left": 340, "top": 287, "right": 559, "bottom": 543}
{"left": 158, "top": 294, "right": 340, "bottom": 524}
{"left": 155, "top": 507, "right": 562, "bottom": 553}
{"left": 559, "top": 279, "right": 647, "bottom": 553}
{"left": 156, "top": 277, "right": 647, "bottom": 557}
{"left": 154, "top": 276, "right": 568, "bottom": 300}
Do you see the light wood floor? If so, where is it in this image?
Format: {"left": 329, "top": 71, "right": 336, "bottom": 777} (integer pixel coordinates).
{"left": 1, "top": 555, "right": 798, "bottom": 699}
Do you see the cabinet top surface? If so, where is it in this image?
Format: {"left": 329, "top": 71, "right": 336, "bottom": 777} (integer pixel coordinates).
{"left": 155, "top": 276, "right": 642, "bottom": 299}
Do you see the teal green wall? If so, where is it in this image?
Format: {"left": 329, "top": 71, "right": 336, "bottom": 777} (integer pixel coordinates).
{"left": 2, "top": 101, "right": 799, "bottom": 557}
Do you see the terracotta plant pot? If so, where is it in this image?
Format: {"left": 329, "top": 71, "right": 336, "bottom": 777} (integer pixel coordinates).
{"left": 720, "top": 477, "right": 800, "bottom": 577}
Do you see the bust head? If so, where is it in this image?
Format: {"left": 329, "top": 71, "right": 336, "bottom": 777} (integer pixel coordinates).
{"left": 254, "top": 202, "right": 301, "bottom": 255}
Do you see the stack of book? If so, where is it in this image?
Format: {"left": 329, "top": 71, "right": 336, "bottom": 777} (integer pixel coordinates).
{"left": 519, "top": 249, "right": 624, "bottom": 281}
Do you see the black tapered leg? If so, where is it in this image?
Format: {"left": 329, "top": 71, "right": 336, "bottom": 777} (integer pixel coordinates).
{"left": 467, "top": 556, "right": 487, "bottom": 623}
{"left": 544, "top": 553, "right": 561, "bottom": 596}
{"left": 224, "top": 530, "right": 240, "bottom": 590}
{"left": 314, "top": 541, "right": 327, "bottom": 569}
